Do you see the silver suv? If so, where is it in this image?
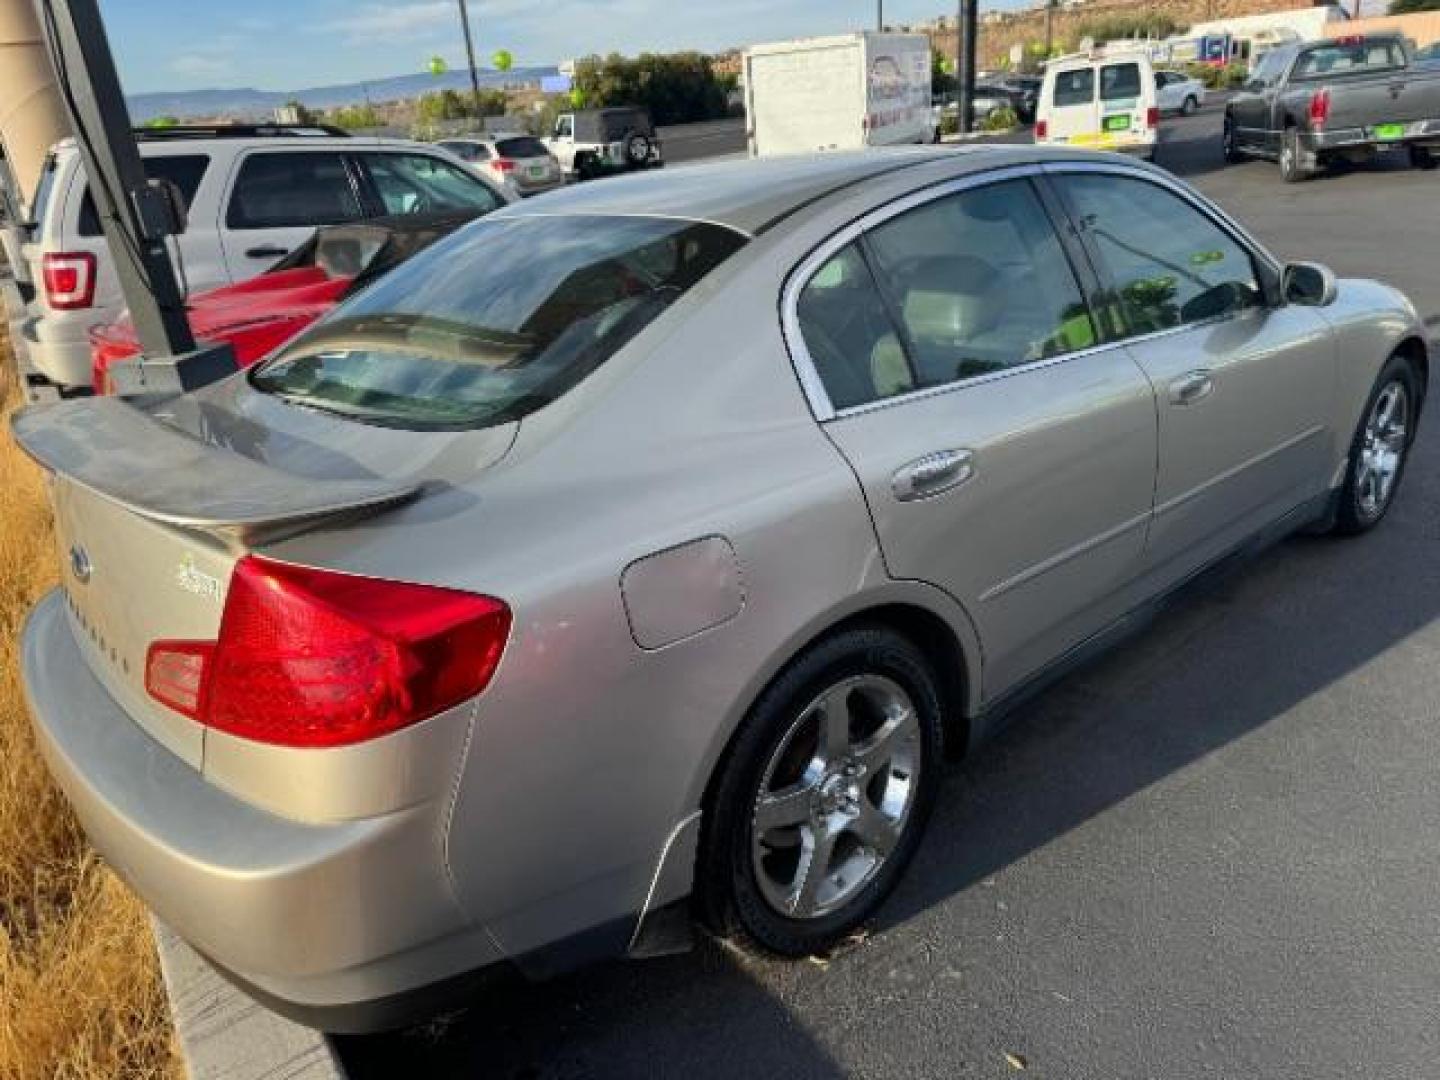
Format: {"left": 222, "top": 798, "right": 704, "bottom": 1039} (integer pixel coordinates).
{"left": 14, "top": 124, "right": 507, "bottom": 397}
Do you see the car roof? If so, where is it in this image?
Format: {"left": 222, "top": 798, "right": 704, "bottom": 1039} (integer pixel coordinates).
{"left": 490, "top": 146, "right": 1123, "bottom": 236}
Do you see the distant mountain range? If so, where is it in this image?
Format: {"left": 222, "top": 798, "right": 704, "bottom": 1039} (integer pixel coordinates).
{"left": 126, "top": 66, "right": 561, "bottom": 122}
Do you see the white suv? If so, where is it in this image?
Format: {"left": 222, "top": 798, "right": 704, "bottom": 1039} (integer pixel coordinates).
{"left": 15, "top": 125, "right": 509, "bottom": 396}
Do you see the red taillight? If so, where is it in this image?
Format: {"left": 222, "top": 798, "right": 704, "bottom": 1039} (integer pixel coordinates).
{"left": 1309, "top": 88, "right": 1331, "bottom": 128}
{"left": 1036, "top": 119, "right": 1049, "bottom": 140}
{"left": 145, "top": 557, "right": 512, "bottom": 748}
{"left": 1334, "top": 35, "right": 1364, "bottom": 47}
{"left": 1146, "top": 107, "right": 1160, "bottom": 130}
{"left": 42, "top": 252, "right": 96, "bottom": 310}
{"left": 492, "top": 158, "right": 516, "bottom": 173}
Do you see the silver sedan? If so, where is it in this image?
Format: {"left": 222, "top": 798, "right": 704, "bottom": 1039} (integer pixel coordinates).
{"left": 16, "top": 146, "right": 1428, "bottom": 1032}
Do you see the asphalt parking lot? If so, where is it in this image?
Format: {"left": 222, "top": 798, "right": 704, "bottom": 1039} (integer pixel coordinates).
{"left": 339, "top": 106, "right": 1440, "bottom": 1079}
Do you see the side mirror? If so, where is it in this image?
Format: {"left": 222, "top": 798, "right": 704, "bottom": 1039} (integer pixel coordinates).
{"left": 1282, "top": 261, "right": 1337, "bottom": 307}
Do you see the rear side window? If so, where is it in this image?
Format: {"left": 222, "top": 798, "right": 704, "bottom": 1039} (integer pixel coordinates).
{"left": 29, "top": 154, "right": 58, "bottom": 231}
{"left": 1293, "top": 40, "right": 1403, "bottom": 80}
{"left": 1053, "top": 69, "right": 1095, "bottom": 107}
{"left": 358, "top": 153, "right": 504, "bottom": 216}
{"left": 251, "top": 215, "right": 745, "bottom": 429}
{"left": 797, "top": 181, "right": 1096, "bottom": 412}
{"left": 495, "top": 136, "right": 548, "bottom": 159}
{"left": 79, "top": 154, "right": 210, "bottom": 237}
{"left": 227, "top": 152, "right": 362, "bottom": 230}
{"left": 1101, "top": 63, "right": 1143, "bottom": 102}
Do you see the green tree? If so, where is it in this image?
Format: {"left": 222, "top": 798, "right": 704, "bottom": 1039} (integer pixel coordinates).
{"left": 932, "top": 49, "right": 956, "bottom": 96}
{"left": 1390, "top": 0, "right": 1440, "bottom": 12}
{"left": 140, "top": 116, "right": 179, "bottom": 129}
{"left": 571, "top": 50, "right": 732, "bottom": 125}
{"left": 330, "top": 104, "right": 382, "bottom": 130}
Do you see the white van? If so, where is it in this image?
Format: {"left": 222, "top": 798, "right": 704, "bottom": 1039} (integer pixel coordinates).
{"left": 1036, "top": 50, "right": 1159, "bottom": 159}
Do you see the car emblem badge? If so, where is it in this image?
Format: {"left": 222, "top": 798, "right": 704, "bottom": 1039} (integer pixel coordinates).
{"left": 175, "top": 553, "right": 223, "bottom": 602}
{"left": 69, "top": 544, "right": 93, "bottom": 584}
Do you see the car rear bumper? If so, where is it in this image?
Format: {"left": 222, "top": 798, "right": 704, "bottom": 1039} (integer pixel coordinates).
{"left": 1306, "top": 119, "right": 1440, "bottom": 152}
{"left": 20, "top": 589, "right": 507, "bottom": 1030}
{"left": 21, "top": 308, "right": 99, "bottom": 391}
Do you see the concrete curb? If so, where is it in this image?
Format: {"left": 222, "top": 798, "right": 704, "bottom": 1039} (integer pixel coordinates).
{"left": 152, "top": 919, "right": 347, "bottom": 1080}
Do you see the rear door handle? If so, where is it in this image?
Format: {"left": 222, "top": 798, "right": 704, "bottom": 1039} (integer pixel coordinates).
{"left": 245, "top": 245, "right": 289, "bottom": 259}
{"left": 1169, "top": 370, "right": 1214, "bottom": 406}
{"left": 892, "top": 449, "right": 974, "bottom": 502}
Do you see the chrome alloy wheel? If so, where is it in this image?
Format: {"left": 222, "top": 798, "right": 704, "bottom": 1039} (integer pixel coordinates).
{"left": 1357, "top": 381, "right": 1410, "bottom": 520}
{"left": 750, "top": 675, "right": 922, "bottom": 920}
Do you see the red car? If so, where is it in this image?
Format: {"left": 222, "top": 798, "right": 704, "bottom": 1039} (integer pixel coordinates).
{"left": 90, "top": 211, "right": 479, "bottom": 394}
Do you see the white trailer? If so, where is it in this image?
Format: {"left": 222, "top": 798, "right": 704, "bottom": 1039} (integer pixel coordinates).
{"left": 744, "top": 32, "right": 934, "bottom": 157}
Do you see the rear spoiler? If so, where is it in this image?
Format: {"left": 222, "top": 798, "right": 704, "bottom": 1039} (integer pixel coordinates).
{"left": 10, "top": 397, "right": 419, "bottom": 540}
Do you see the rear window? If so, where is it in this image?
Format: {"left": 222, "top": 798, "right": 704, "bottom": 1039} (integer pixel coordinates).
{"left": 1053, "top": 69, "right": 1095, "bottom": 107}
{"left": 495, "top": 136, "right": 548, "bottom": 159}
{"left": 1101, "top": 63, "right": 1143, "bottom": 102}
{"left": 79, "top": 154, "right": 210, "bottom": 237}
{"left": 1293, "top": 40, "right": 1403, "bottom": 80}
{"left": 251, "top": 215, "right": 746, "bottom": 429}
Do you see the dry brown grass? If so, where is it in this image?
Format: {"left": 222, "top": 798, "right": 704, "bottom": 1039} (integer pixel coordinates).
{"left": 0, "top": 349, "right": 180, "bottom": 1079}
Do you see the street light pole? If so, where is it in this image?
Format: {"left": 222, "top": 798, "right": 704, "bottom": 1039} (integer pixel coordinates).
{"left": 877, "top": 0, "right": 883, "bottom": 31}
{"left": 456, "top": 0, "right": 482, "bottom": 115}
{"left": 957, "top": 0, "right": 977, "bottom": 134}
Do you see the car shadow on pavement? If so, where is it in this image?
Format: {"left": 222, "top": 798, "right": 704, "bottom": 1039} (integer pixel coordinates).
{"left": 337, "top": 937, "right": 850, "bottom": 1080}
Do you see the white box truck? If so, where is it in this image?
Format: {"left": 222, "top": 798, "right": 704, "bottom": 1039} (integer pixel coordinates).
{"left": 744, "top": 32, "right": 934, "bottom": 157}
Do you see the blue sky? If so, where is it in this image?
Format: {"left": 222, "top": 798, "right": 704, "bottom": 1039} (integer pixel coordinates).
{"left": 101, "top": 0, "right": 1027, "bottom": 94}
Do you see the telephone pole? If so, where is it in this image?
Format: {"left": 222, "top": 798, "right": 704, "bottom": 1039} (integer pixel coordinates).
{"left": 877, "top": 0, "right": 884, "bottom": 31}
{"left": 456, "top": 0, "right": 482, "bottom": 114}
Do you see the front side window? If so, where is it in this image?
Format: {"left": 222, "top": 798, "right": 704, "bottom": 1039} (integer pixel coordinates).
{"left": 227, "top": 152, "right": 361, "bottom": 230}
{"left": 1101, "top": 63, "right": 1143, "bottom": 102}
{"left": 359, "top": 153, "right": 504, "bottom": 216}
{"left": 252, "top": 215, "right": 745, "bottom": 429}
{"left": 555, "top": 116, "right": 574, "bottom": 139}
{"left": 796, "top": 181, "right": 1097, "bottom": 412}
{"left": 1053, "top": 68, "right": 1095, "bottom": 107}
{"left": 81, "top": 154, "right": 209, "bottom": 237}
{"left": 1250, "top": 48, "right": 1292, "bottom": 88}
{"left": 1056, "top": 174, "right": 1262, "bottom": 337}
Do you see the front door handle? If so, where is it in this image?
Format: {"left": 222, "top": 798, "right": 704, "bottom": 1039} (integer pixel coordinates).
{"left": 892, "top": 449, "right": 974, "bottom": 502}
{"left": 245, "top": 245, "right": 289, "bottom": 259}
{"left": 1169, "top": 370, "right": 1214, "bottom": 406}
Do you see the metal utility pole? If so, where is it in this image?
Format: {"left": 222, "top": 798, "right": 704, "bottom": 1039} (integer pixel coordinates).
{"left": 36, "top": 0, "right": 234, "bottom": 390}
{"left": 957, "top": 0, "right": 977, "bottom": 134}
{"left": 456, "top": 0, "right": 483, "bottom": 115}
{"left": 877, "top": 0, "right": 884, "bottom": 31}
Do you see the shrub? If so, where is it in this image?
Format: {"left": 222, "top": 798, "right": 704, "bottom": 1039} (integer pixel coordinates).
{"left": 984, "top": 106, "right": 1020, "bottom": 132}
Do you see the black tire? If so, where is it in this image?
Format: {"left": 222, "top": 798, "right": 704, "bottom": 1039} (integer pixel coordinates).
{"left": 1279, "top": 126, "right": 1315, "bottom": 183}
{"left": 1411, "top": 144, "right": 1438, "bottom": 171}
{"left": 1223, "top": 115, "right": 1245, "bottom": 164}
{"left": 1182, "top": 95, "right": 1199, "bottom": 117}
{"left": 697, "top": 624, "right": 945, "bottom": 957}
{"left": 1332, "top": 353, "right": 1420, "bottom": 536}
{"left": 575, "top": 153, "right": 600, "bottom": 181}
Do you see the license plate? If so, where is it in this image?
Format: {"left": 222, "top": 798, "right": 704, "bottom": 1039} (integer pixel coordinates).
{"left": 1103, "top": 114, "right": 1132, "bottom": 133}
{"left": 528, "top": 166, "right": 546, "bottom": 179}
{"left": 1374, "top": 122, "right": 1407, "bottom": 142}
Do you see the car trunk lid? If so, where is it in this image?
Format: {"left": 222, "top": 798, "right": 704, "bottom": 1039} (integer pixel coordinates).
{"left": 11, "top": 391, "right": 503, "bottom": 768}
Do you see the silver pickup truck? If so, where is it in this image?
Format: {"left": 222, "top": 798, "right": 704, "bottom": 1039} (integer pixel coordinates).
{"left": 1224, "top": 32, "right": 1440, "bottom": 182}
